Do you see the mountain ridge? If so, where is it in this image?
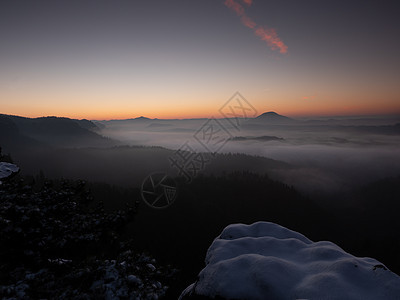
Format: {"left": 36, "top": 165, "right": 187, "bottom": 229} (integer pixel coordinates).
{"left": 0, "top": 114, "right": 115, "bottom": 150}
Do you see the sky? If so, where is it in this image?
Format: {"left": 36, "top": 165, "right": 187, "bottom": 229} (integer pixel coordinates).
{"left": 1, "top": 0, "right": 399, "bottom": 120}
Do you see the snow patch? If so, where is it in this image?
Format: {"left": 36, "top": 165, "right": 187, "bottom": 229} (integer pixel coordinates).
{"left": 180, "top": 221, "right": 400, "bottom": 300}
{"left": 0, "top": 162, "right": 19, "bottom": 180}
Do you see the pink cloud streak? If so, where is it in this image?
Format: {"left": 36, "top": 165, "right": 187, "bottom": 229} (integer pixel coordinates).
{"left": 224, "top": 0, "right": 288, "bottom": 54}
{"left": 241, "top": 15, "right": 256, "bottom": 29}
{"left": 254, "top": 27, "right": 288, "bottom": 54}
{"left": 224, "top": 0, "right": 245, "bottom": 16}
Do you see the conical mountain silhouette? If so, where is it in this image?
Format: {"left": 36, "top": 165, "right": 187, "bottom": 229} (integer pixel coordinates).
{"left": 253, "top": 112, "right": 296, "bottom": 124}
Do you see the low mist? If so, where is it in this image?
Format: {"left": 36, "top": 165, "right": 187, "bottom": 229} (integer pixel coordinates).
{"left": 97, "top": 115, "right": 400, "bottom": 196}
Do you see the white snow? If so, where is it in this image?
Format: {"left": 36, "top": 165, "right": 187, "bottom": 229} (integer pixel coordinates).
{"left": 180, "top": 221, "right": 400, "bottom": 300}
{"left": 0, "top": 162, "right": 19, "bottom": 180}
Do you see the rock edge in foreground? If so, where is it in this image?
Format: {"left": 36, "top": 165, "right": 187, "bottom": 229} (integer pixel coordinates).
{"left": 180, "top": 221, "right": 400, "bottom": 300}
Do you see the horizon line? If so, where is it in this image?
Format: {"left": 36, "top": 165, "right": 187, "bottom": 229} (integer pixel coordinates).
{"left": 2, "top": 111, "right": 400, "bottom": 122}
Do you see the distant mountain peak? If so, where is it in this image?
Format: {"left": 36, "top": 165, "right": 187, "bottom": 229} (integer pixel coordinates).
{"left": 260, "top": 111, "right": 280, "bottom": 116}
{"left": 253, "top": 112, "right": 295, "bottom": 124}
{"left": 257, "top": 111, "right": 285, "bottom": 118}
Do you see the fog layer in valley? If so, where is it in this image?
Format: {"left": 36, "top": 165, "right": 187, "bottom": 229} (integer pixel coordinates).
{"left": 97, "top": 112, "right": 400, "bottom": 195}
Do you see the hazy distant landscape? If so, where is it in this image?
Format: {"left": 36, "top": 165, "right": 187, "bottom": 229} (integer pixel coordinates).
{"left": 4, "top": 111, "right": 399, "bottom": 196}
{"left": 96, "top": 111, "right": 400, "bottom": 195}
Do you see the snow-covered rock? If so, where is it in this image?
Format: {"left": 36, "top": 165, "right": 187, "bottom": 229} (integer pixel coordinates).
{"left": 0, "top": 162, "right": 19, "bottom": 181}
{"left": 180, "top": 221, "right": 400, "bottom": 300}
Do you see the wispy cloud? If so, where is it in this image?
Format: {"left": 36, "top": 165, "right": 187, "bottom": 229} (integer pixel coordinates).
{"left": 302, "top": 95, "right": 316, "bottom": 100}
{"left": 225, "top": 0, "right": 245, "bottom": 17}
{"left": 241, "top": 15, "right": 256, "bottom": 29}
{"left": 254, "top": 27, "right": 288, "bottom": 54}
{"left": 224, "top": 0, "right": 288, "bottom": 54}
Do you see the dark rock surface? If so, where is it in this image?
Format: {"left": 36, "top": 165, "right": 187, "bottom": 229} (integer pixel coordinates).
{"left": 0, "top": 178, "right": 175, "bottom": 299}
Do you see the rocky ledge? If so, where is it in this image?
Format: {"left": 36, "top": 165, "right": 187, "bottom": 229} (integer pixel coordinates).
{"left": 180, "top": 221, "right": 400, "bottom": 300}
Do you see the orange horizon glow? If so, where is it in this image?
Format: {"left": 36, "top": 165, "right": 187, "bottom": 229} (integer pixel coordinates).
{"left": 2, "top": 84, "right": 399, "bottom": 121}
{"left": 2, "top": 104, "right": 400, "bottom": 121}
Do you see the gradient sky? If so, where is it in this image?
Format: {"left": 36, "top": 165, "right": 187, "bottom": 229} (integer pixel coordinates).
{"left": 1, "top": 0, "right": 399, "bottom": 119}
